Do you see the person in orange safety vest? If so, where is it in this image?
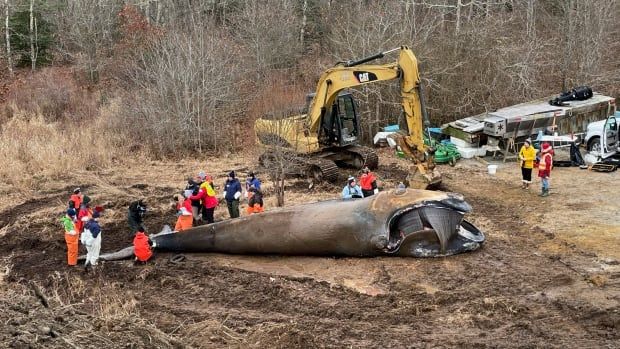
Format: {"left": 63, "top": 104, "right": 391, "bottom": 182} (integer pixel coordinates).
{"left": 133, "top": 227, "right": 155, "bottom": 263}
{"left": 538, "top": 142, "right": 553, "bottom": 197}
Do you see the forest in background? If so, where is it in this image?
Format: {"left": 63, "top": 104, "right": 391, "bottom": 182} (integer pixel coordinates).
{"left": 0, "top": 0, "right": 618, "bottom": 185}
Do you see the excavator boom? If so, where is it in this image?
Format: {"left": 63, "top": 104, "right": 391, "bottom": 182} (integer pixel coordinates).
{"left": 255, "top": 46, "right": 441, "bottom": 188}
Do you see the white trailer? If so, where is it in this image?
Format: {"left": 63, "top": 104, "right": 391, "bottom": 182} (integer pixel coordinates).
{"left": 442, "top": 92, "right": 616, "bottom": 152}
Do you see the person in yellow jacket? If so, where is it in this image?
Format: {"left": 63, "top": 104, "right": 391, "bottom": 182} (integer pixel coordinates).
{"left": 518, "top": 138, "right": 537, "bottom": 189}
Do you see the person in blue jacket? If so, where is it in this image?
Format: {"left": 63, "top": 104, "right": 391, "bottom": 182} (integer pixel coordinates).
{"left": 223, "top": 171, "right": 242, "bottom": 218}
{"left": 342, "top": 176, "right": 364, "bottom": 200}
{"left": 245, "top": 171, "right": 261, "bottom": 191}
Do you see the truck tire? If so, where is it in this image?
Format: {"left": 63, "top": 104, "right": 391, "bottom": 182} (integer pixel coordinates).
{"left": 587, "top": 136, "right": 600, "bottom": 153}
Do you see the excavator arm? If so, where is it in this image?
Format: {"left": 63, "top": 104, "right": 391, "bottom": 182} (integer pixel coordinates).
{"left": 306, "top": 46, "right": 440, "bottom": 188}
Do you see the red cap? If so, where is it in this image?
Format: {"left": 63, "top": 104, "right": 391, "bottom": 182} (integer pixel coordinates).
{"left": 541, "top": 142, "right": 551, "bottom": 153}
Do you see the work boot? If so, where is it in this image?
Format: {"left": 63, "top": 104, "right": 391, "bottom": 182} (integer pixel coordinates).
{"left": 539, "top": 188, "right": 549, "bottom": 197}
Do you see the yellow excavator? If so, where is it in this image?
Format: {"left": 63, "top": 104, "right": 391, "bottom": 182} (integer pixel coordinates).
{"left": 254, "top": 46, "right": 441, "bottom": 188}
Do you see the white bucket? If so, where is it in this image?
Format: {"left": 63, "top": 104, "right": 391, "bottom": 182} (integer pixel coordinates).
{"left": 487, "top": 164, "right": 498, "bottom": 175}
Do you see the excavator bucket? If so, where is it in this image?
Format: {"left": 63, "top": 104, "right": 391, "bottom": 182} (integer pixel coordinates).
{"left": 406, "top": 164, "right": 442, "bottom": 189}
{"left": 390, "top": 133, "right": 442, "bottom": 189}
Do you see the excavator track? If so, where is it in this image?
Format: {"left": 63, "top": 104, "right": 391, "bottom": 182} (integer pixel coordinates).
{"left": 345, "top": 146, "right": 379, "bottom": 170}
{"left": 306, "top": 158, "right": 339, "bottom": 183}
{"left": 259, "top": 150, "right": 340, "bottom": 183}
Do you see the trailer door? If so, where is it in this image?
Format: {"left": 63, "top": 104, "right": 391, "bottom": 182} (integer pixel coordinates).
{"left": 600, "top": 116, "right": 619, "bottom": 158}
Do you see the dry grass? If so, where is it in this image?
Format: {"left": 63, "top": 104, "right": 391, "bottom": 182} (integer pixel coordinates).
{"left": 45, "top": 272, "right": 141, "bottom": 329}
{"left": 0, "top": 102, "right": 129, "bottom": 189}
{"left": 95, "top": 288, "right": 140, "bottom": 328}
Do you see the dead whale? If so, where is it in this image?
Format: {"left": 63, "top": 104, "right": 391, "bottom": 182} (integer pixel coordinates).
{"left": 96, "top": 188, "right": 485, "bottom": 260}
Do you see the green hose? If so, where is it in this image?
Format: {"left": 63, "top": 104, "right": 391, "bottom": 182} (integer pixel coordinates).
{"left": 425, "top": 137, "right": 461, "bottom": 165}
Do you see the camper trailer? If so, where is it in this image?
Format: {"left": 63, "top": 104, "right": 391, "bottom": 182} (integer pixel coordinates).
{"left": 442, "top": 92, "right": 616, "bottom": 150}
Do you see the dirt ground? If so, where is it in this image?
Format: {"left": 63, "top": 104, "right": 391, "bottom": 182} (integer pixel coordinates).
{"left": 0, "top": 149, "right": 618, "bottom": 348}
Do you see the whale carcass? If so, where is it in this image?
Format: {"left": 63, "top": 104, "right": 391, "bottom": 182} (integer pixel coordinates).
{"left": 97, "top": 189, "right": 485, "bottom": 260}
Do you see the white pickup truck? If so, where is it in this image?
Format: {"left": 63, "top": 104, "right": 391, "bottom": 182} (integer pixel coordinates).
{"left": 584, "top": 111, "right": 619, "bottom": 158}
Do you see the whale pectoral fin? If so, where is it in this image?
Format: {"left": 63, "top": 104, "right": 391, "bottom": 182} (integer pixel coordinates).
{"left": 97, "top": 246, "right": 135, "bottom": 261}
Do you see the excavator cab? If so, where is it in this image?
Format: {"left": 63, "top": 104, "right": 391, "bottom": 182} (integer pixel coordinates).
{"left": 317, "top": 92, "right": 360, "bottom": 147}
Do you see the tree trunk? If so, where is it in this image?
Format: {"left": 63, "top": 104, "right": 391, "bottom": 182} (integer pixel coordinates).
{"left": 408, "top": 0, "right": 416, "bottom": 38}
{"left": 29, "top": 0, "right": 35, "bottom": 70}
{"left": 145, "top": 0, "right": 150, "bottom": 24}
{"left": 455, "top": 0, "right": 461, "bottom": 36}
{"left": 299, "top": 0, "right": 307, "bottom": 47}
{"left": 526, "top": 0, "right": 535, "bottom": 39}
{"left": 277, "top": 174, "right": 285, "bottom": 207}
{"left": 562, "top": 0, "right": 574, "bottom": 91}
{"left": 156, "top": 0, "right": 161, "bottom": 24}
{"left": 4, "top": 0, "right": 12, "bottom": 77}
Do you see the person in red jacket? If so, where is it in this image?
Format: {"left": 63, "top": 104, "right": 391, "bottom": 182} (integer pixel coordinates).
{"left": 76, "top": 196, "right": 93, "bottom": 234}
{"left": 538, "top": 142, "right": 553, "bottom": 197}
{"left": 133, "top": 227, "right": 155, "bottom": 263}
{"left": 359, "top": 167, "right": 378, "bottom": 197}
{"left": 69, "top": 188, "right": 83, "bottom": 210}
{"left": 188, "top": 175, "right": 219, "bottom": 224}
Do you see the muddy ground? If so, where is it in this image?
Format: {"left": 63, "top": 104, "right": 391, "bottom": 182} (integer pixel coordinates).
{"left": 0, "top": 150, "right": 618, "bottom": 348}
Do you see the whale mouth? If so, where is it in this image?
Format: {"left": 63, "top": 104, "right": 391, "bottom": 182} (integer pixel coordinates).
{"left": 386, "top": 200, "right": 484, "bottom": 256}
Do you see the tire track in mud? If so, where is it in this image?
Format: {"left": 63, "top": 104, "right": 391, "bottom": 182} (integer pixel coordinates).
{"left": 443, "top": 179, "right": 620, "bottom": 343}
{"left": 0, "top": 189, "right": 72, "bottom": 228}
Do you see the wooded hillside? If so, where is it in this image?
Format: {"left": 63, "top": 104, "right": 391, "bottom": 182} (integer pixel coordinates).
{"left": 0, "top": 0, "right": 618, "bottom": 166}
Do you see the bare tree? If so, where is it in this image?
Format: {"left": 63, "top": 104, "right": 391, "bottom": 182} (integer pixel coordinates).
{"left": 31, "top": 0, "right": 617, "bottom": 159}
{"left": 28, "top": 0, "right": 34, "bottom": 70}
{"left": 52, "top": 0, "right": 123, "bottom": 82}
{"left": 249, "top": 76, "right": 308, "bottom": 207}
{"left": 230, "top": 0, "right": 303, "bottom": 76}
{"left": 299, "top": 0, "right": 308, "bottom": 46}
{"left": 120, "top": 20, "right": 244, "bottom": 156}
{"left": 4, "top": 0, "right": 12, "bottom": 76}
{"left": 525, "top": 0, "right": 535, "bottom": 39}
{"left": 555, "top": 0, "right": 617, "bottom": 89}
{"left": 257, "top": 113, "right": 318, "bottom": 207}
